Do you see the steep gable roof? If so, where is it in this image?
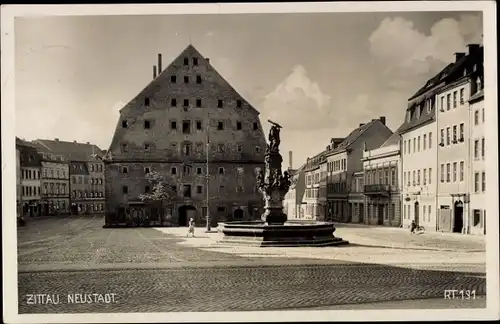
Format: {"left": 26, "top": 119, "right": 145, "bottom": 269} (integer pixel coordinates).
{"left": 34, "top": 139, "right": 104, "bottom": 162}
{"left": 326, "top": 119, "right": 385, "bottom": 156}
{"left": 380, "top": 124, "right": 404, "bottom": 148}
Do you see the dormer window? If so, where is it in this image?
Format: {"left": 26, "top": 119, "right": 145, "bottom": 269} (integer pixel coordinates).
{"left": 406, "top": 110, "right": 411, "bottom": 123}
{"left": 218, "top": 99, "right": 223, "bottom": 108}
{"left": 122, "top": 120, "right": 128, "bottom": 128}
{"left": 236, "top": 100, "right": 242, "bottom": 108}
{"left": 171, "top": 75, "right": 177, "bottom": 83}
{"left": 144, "top": 97, "right": 150, "bottom": 106}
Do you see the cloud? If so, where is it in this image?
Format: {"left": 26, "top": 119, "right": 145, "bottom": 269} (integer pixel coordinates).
{"left": 260, "top": 65, "right": 333, "bottom": 130}
{"left": 369, "top": 14, "right": 482, "bottom": 77}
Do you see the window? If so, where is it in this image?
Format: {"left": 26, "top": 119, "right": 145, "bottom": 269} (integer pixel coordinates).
{"left": 404, "top": 172, "right": 407, "bottom": 186}
{"left": 428, "top": 205, "right": 432, "bottom": 222}
{"left": 429, "top": 132, "right": 432, "bottom": 148}
{"left": 429, "top": 168, "right": 432, "bottom": 184}
{"left": 236, "top": 185, "right": 243, "bottom": 192}
{"left": 446, "top": 93, "right": 451, "bottom": 110}
{"left": 236, "top": 100, "right": 242, "bottom": 108}
{"left": 440, "top": 164, "right": 444, "bottom": 182}
{"left": 218, "top": 99, "right": 223, "bottom": 108}
{"left": 122, "top": 120, "right": 128, "bottom": 128}
{"left": 182, "top": 120, "right": 191, "bottom": 134}
{"left": 144, "top": 97, "right": 150, "bottom": 106}
{"left": 474, "top": 140, "right": 479, "bottom": 159}
{"left": 440, "top": 96, "right": 444, "bottom": 110}
{"left": 446, "top": 163, "right": 450, "bottom": 182}
{"left": 196, "top": 167, "right": 202, "bottom": 175}
{"left": 237, "top": 145, "right": 243, "bottom": 152}
{"left": 482, "top": 172, "right": 486, "bottom": 192}
{"left": 183, "top": 99, "right": 189, "bottom": 107}
{"left": 219, "top": 185, "right": 225, "bottom": 193}
{"left": 391, "top": 168, "right": 396, "bottom": 186}
{"left": 196, "top": 98, "right": 202, "bottom": 107}
{"left": 253, "top": 122, "right": 258, "bottom": 130}
{"left": 255, "top": 146, "right": 260, "bottom": 153}
{"left": 423, "top": 134, "right": 427, "bottom": 150}
{"left": 236, "top": 121, "right": 242, "bottom": 130}
{"left": 482, "top": 108, "right": 485, "bottom": 123}
{"left": 460, "top": 88, "right": 464, "bottom": 104}
{"left": 217, "top": 144, "right": 224, "bottom": 153}
{"left": 218, "top": 167, "right": 225, "bottom": 175}
{"left": 217, "top": 121, "right": 224, "bottom": 130}
{"left": 459, "top": 123, "right": 464, "bottom": 140}
{"left": 121, "top": 144, "right": 128, "bottom": 152}
{"left": 145, "top": 186, "right": 150, "bottom": 193}
{"left": 171, "top": 75, "right": 176, "bottom": 83}
{"left": 237, "top": 166, "right": 244, "bottom": 175}
{"left": 196, "top": 75, "right": 202, "bottom": 84}
{"left": 171, "top": 167, "right": 177, "bottom": 175}
{"left": 446, "top": 127, "right": 450, "bottom": 145}
{"left": 413, "top": 138, "right": 416, "bottom": 152}
{"left": 453, "top": 91, "right": 457, "bottom": 108}
{"left": 183, "top": 143, "right": 191, "bottom": 156}
{"left": 384, "top": 169, "right": 389, "bottom": 185}
{"left": 474, "top": 110, "right": 480, "bottom": 125}
{"left": 453, "top": 162, "right": 457, "bottom": 182}
{"left": 183, "top": 165, "right": 192, "bottom": 175}
{"left": 183, "top": 185, "right": 191, "bottom": 198}
{"left": 481, "top": 137, "right": 485, "bottom": 159}
{"left": 171, "top": 98, "right": 177, "bottom": 107}
{"left": 144, "top": 120, "right": 151, "bottom": 129}
{"left": 196, "top": 185, "right": 203, "bottom": 194}
{"left": 171, "top": 185, "right": 177, "bottom": 193}
{"left": 459, "top": 161, "right": 464, "bottom": 181}
{"left": 440, "top": 129, "right": 444, "bottom": 144}
{"left": 144, "top": 167, "right": 150, "bottom": 175}
{"left": 404, "top": 141, "right": 407, "bottom": 154}
{"left": 122, "top": 186, "right": 128, "bottom": 194}
{"left": 196, "top": 120, "right": 202, "bottom": 130}
{"left": 417, "top": 136, "right": 420, "bottom": 151}
{"left": 474, "top": 172, "right": 479, "bottom": 192}
{"left": 412, "top": 170, "right": 415, "bottom": 185}
{"left": 183, "top": 57, "right": 189, "bottom": 65}
{"left": 192, "top": 57, "right": 198, "bottom": 66}
{"left": 184, "top": 76, "right": 189, "bottom": 83}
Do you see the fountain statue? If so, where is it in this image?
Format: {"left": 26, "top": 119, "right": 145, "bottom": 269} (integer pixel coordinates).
{"left": 257, "top": 120, "right": 291, "bottom": 225}
{"left": 217, "top": 120, "right": 349, "bottom": 247}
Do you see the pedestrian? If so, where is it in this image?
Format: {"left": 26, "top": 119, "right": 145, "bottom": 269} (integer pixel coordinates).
{"left": 410, "top": 220, "right": 417, "bottom": 234}
{"left": 186, "top": 218, "right": 195, "bottom": 237}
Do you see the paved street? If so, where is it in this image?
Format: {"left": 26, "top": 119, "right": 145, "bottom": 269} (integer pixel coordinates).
{"left": 17, "top": 215, "right": 486, "bottom": 313}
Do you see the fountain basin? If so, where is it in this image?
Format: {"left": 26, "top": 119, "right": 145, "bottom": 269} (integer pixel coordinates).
{"left": 218, "top": 220, "right": 349, "bottom": 247}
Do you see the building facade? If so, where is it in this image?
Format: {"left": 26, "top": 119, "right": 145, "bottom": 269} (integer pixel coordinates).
{"left": 361, "top": 134, "right": 402, "bottom": 227}
{"left": 304, "top": 152, "right": 326, "bottom": 220}
{"left": 69, "top": 161, "right": 91, "bottom": 214}
{"left": 435, "top": 44, "right": 483, "bottom": 234}
{"left": 468, "top": 86, "right": 485, "bottom": 235}
{"left": 39, "top": 152, "right": 70, "bottom": 215}
{"left": 325, "top": 118, "right": 393, "bottom": 222}
{"left": 16, "top": 146, "right": 21, "bottom": 217}
{"left": 104, "top": 45, "right": 267, "bottom": 227}
{"left": 348, "top": 171, "right": 365, "bottom": 223}
{"left": 88, "top": 160, "right": 106, "bottom": 214}
{"left": 283, "top": 164, "right": 305, "bottom": 220}
{"left": 17, "top": 139, "right": 42, "bottom": 218}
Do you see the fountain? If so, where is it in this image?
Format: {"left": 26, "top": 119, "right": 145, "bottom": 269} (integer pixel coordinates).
{"left": 218, "top": 120, "right": 349, "bottom": 247}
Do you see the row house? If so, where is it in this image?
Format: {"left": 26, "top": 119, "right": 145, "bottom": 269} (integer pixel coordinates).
{"left": 348, "top": 171, "right": 365, "bottom": 223}
{"left": 304, "top": 151, "right": 327, "bottom": 220}
{"left": 325, "top": 117, "right": 393, "bottom": 222}
{"left": 361, "top": 132, "right": 402, "bottom": 227}
{"left": 283, "top": 163, "right": 306, "bottom": 220}
{"left": 38, "top": 151, "right": 70, "bottom": 215}
{"left": 468, "top": 81, "right": 486, "bottom": 235}
{"left": 34, "top": 138, "right": 106, "bottom": 216}
{"left": 400, "top": 43, "right": 484, "bottom": 234}
{"left": 16, "top": 138, "right": 42, "bottom": 218}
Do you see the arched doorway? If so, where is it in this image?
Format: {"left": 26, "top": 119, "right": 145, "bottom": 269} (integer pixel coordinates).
{"left": 178, "top": 205, "right": 196, "bottom": 227}
{"left": 234, "top": 208, "right": 244, "bottom": 221}
{"left": 453, "top": 200, "right": 464, "bottom": 233}
{"left": 414, "top": 202, "right": 420, "bottom": 225}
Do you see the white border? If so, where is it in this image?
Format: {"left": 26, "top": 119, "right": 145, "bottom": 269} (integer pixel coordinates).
{"left": 2, "top": 2, "right": 498, "bottom": 323}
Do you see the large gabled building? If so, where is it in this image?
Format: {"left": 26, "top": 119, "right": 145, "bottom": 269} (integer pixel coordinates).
{"left": 104, "top": 44, "right": 267, "bottom": 227}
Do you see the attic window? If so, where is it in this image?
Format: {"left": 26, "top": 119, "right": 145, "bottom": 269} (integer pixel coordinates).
{"left": 218, "top": 99, "right": 223, "bottom": 108}
{"left": 196, "top": 75, "right": 202, "bottom": 84}
{"left": 183, "top": 57, "right": 189, "bottom": 65}
{"left": 144, "top": 97, "right": 150, "bottom": 106}
{"left": 236, "top": 100, "right": 242, "bottom": 108}
{"left": 144, "top": 120, "right": 151, "bottom": 129}
{"left": 253, "top": 122, "right": 258, "bottom": 130}
{"left": 193, "top": 57, "right": 198, "bottom": 66}
{"left": 122, "top": 120, "right": 128, "bottom": 128}
{"left": 171, "top": 75, "right": 177, "bottom": 83}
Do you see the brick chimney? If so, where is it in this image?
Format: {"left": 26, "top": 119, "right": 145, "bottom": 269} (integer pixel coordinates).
{"left": 55, "top": 138, "right": 59, "bottom": 141}
{"left": 205, "top": 57, "right": 210, "bottom": 63}
{"left": 73, "top": 140, "right": 77, "bottom": 143}
{"left": 454, "top": 52, "right": 465, "bottom": 62}
{"left": 359, "top": 123, "right": 365, "bottom": 127}
{"left": 86, "top": 142, "right": 90, "bottom": 144}
{"left": 158, "top": 53, "right": 162, "bottom": 73}
{"left": 288, "top": 151, "right": 293, "bottom": 169}
{"left": 379, "top": 116, "right": 386, "bottom": 125}
{"left": 153, "top": 65, "right": 157, "bottom": 79}
{"left": 467, "top": 44, "right": 480, "bottom": 55}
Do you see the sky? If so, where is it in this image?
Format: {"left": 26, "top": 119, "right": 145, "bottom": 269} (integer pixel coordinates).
{"left": 14, "top": 11, "right": 483, "bottom": 169}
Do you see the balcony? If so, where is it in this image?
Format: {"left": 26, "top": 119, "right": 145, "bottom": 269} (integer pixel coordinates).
{"left": 363, "top": 184, "right": 391, "bottom": 196}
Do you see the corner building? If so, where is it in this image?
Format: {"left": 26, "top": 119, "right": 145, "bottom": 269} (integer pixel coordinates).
{"left": 105, "top": 45, "right": 267, "bottom": 227}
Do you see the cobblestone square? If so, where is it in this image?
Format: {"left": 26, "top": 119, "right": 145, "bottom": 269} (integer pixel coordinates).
{"left": 17, "top": 215, "right": 486, "bottom": 313}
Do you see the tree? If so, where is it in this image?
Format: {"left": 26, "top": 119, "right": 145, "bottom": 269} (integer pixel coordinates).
{"left": 138, "top": 171, "right": 178, "bottom": 225}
